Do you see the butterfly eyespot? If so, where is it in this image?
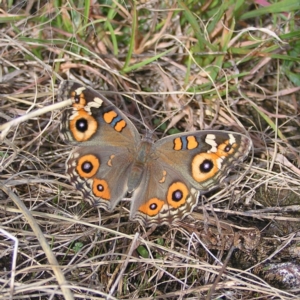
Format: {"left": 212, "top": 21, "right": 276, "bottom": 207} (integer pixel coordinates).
{"left": 74, "top": 91, "right": 86, "bottom": 105}
{"left": 92, "top": 179, "right": 110, "bottom": 200}
{"left": 76, "top": 154, "right": 99, "bottom": 178}
{"left": 69, "top": 87, "right": 87, "bottom": 109}
{"left": 191, "top": 153, "right": 220, "bottom": 182}
{"left": 150, "top": 203, "right": 157, "bottom": 210}
{"left": 217, "top": 140, "right": 237, "bottom": 156}
{"left": 199, "top": 159, "right": 214, "bottom": 173}
{"left": 69, "top": 111, "right": 98, "bottom": 141}
{"left": 224, "top": 144, "right": 232, "bottom": 152}
{"left": 82, "top": 161, "right": 93, "bottom": 173}
{"left": 172, "top": 190, "right": 183, "bottom": 202}
{"left": 76, "top": 118, "right": 88, "bottom": 132}
{"left": 167, "top": 182, "right": 189, "bottom": 208}
{"left": 138, "top": 198, "right": 164, "bottom": 216}
{"left": 74, "top": 93, "right": 85, "bottom": 105}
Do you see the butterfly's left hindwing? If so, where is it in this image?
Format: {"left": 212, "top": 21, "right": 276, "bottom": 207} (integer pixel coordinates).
{"left": 66, "top": 145, "right": 134, "bottom": 211}
{"left": 58, "top": 80, "right": 252, "bottom": 227}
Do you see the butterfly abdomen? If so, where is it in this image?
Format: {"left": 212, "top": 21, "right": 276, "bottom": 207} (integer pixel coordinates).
{"left": 127, "top": 139, "right": 155, "bottom": 192}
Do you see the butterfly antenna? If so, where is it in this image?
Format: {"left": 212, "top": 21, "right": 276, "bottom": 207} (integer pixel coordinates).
{"left": 130, "top": 93, "right": 155, "bottom": 137}
{"left": 153, "top": 92, "right": 199, "bottom": 136}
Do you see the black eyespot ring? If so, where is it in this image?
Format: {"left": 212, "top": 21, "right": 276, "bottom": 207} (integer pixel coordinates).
{"left": 200, "top": 159, "right": 214, "bottom": 173}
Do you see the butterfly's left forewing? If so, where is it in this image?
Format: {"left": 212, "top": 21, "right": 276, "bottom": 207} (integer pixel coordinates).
{"left": 58, "top": 80, "right": 140, "bottom": 147}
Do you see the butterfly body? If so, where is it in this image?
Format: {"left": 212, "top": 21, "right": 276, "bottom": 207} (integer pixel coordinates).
{"left": 58, "top": 80, "right": 251, "bottom": 226}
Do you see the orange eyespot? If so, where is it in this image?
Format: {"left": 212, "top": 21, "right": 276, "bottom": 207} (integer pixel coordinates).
{"left": 191, "top": 153, "right": 220, "bottom": 182}
{"left": 138, "top": 198, "right": 164, "bottom": 216}
{"left": 167, "top": 182, "right": 189, "bottom": 208}
{"left": 217, "top": 140, "right": 236, "bottom": 156}
{"left": 92, "top": 178, "right": 110, "bottom": 200}
{"left": 69, "top": 111, "right": 98, "bottom": 141}
{"left": 71, "top": 89, "right": 87, "bottom": 109}
{"left": 76, "top": 154, "right": 100, "bottom": 178}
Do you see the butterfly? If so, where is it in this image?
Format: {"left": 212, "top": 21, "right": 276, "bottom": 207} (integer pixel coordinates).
{"left": 58, "top": 80, "right": 252, "bottom": 226}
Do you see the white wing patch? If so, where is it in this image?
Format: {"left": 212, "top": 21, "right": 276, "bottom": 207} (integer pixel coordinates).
{"left": 205, "top": 134, "right": 218, "bottom": 152}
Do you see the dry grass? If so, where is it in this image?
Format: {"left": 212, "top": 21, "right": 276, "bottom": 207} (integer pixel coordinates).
{"left": 0, "top": 1, "right": 300, "bottom": 299}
